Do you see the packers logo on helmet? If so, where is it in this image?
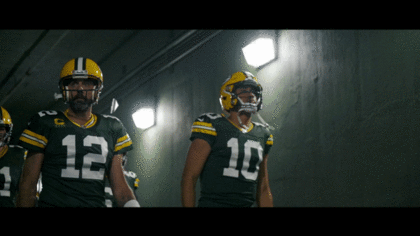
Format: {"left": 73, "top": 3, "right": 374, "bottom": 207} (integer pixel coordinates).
{"left": 59, "top": 57, "right": 104, "bottom": 104}
{"left": 219, "top": 71, "right": 263, "bottom": 113}
{"left": 0, "top": 106, "right": 13, "bottom": 147}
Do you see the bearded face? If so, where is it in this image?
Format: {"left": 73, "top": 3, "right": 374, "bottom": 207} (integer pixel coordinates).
{"left": 65, "top": 79, "right": 97, "bottom": 113}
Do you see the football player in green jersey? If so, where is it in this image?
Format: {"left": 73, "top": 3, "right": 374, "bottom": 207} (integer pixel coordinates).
{"left": 0, "top": 107, "right": 27, "bottom": 207}
{"left": 182, "top": 71, "right": 274, "bottom": 207}
{"left": 17, "top": 57, "right": 139, "bottom": 207}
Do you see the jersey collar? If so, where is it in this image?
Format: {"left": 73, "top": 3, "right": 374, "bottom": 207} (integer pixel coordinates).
{"left": 221, "top": 113, "right": 254, "bottom": 133}
{"left": 64, "top": 109, "right": 97, "bottom": 129}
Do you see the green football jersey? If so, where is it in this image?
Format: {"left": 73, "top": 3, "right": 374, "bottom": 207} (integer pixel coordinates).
{"left": 19, "top": 109, "right": 133, "bottom": 207}
{"left": 190, "top": 113, "right": 273, "bottom": 207}
{"left": 0, "top": 145, "right": 27, "bottom": 207}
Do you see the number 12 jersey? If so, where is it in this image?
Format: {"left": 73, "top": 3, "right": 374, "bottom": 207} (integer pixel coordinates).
{"left": 19, "top": 109, "right": 133, "bottom": 207}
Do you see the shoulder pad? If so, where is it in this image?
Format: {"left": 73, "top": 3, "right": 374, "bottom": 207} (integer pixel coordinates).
{"left": 27, "top": 110, "right": 61, "bottom": 127}
{"left": 192, "top": 113, "right": 219, "bottom": 137}
{"left": 253, "top": 121, "right": 272, "bottom": 131}
{"left": 8, "top": 144, "right": 25, "bottom": 149}
{"left": 100, "top": 114, "right": 122, "bottom": 122}
{"left": 253, "top": 121, "right": 266, "bottom": 127}
{"left": 36, "top": 110, "right": 60, "bottom": 118}
{"left": 195, "top": 113, "right": 223, "bottom": 122}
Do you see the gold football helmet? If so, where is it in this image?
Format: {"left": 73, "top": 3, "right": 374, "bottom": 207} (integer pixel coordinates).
{"left": 0, "top": 106, "right": 13, "bottom": 147}
{"left": 219, "top": 71, "right": 263, "bottom": 113}
{"left": 59, "top": 57, "right": 104, "bottom": 104}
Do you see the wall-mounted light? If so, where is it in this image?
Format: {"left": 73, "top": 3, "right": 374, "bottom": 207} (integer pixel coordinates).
{"left": 110, "top": 98, "right": 119, "bottom": 114}
{"left": 132, "top": 107, "right": 155, "bottom": 130}
{"left": 242, "top": 37, "right": 276, "bottom": 68}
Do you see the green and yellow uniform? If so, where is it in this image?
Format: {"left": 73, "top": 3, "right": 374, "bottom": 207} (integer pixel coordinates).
{"left": 0, "top": 145, "right": 27, "bottom": 207}
{"left": 190, "top": 112, "right": 273, "bottom": 207}
{"left": 19, "top": 109, "right": 133, "bottom": 207}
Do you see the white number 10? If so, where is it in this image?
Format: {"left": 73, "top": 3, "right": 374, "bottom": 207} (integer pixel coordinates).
{"left": 61, "top": 135, "right": 108, "bottom": 180}
{"left": 223, "top": 137, "right": 263, "bottom": 181}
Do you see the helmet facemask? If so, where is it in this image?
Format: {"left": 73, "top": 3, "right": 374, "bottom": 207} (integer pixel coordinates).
{"left": 0, "top": 124, "right": 12, "bottom": 148}
{"left": 230, "top": 77, "right": 263, "bottom": 112}
{"left": 235, "top": 87, "right": 262, "bottom": 114}
{"left": 59, "top": 76, "right": 103, "bottom": 113}
{"left": 230, "top": 82, "right": 263, "bottom": 131}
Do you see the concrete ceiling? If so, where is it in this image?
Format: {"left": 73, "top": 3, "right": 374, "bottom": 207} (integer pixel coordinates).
{"left": 0, "top": 29, "right": 221, "bottom": 142}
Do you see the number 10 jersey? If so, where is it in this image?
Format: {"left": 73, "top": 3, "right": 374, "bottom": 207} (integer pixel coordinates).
{"left": 19, "top": 110, "right": 133, "bottom": 207}
{"left": 190, "top": 113, "right": 273, "bottom": 207}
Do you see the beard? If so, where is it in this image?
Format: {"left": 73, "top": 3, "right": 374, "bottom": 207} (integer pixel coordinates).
{"left": 69, "top": 95, "right": 94, "bottom": 113}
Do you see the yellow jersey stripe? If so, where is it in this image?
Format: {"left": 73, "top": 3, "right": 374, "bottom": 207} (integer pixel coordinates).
{"left": 116, "top": 134, "right": 129, "bottom": 144}
{"left": 22, "top": 129, "right": 48, "bottom": 145}
{"left": 85, "top": 114, "right": 97, "bottom": 128}
{"left": 114, "top": 140, "right": 133, "bottom": 152}
{"left": 64, "top": 109, "right": 97, "bottom": 128}
{"left": 192, "top": 121, "right": 213, "bottom": 127}
{"left": 115, "top": 134, "right": 132, "bottom": 152}
{"left": 192, "top": 128, "right": 217, "bottom": 136}
{"left": 19, "top": 136, "right": 46, "bottom": 149}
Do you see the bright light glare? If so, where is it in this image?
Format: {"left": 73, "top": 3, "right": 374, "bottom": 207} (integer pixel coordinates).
{"left": 242, "top": 38, "right": 275, "bottom": 67}
{"left": 132, "top": 108, "right": 155, "bottom": 129}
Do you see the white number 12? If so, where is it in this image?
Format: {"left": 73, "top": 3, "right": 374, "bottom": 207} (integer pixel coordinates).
{"left": 223, "top": 137, "right": 263, "bottom": 181}
{"left": 61, "top": 135, "right": 108, "bottom": 180}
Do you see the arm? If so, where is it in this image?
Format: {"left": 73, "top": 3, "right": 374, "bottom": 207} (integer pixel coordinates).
{"left": 256, "top": 154, "right": 273, "bottom": 207}
{"left": 109, "top": 154, "right": 137, "bottom": 207}
{"left": 181, "top": 138, "right": 211, "bottom": 207}
{"left": 16, "top": 152, "right": 44, "bottom": 207}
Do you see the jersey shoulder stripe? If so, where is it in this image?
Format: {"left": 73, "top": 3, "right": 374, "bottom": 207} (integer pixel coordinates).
{"left": 192, "top": 121, "right": 217, "bottom": 136}
{"left": 19, "top": 129, "right": 48, "bottom": 149}
{"left": 97, "top": 114, "right": 133, "bottom": 153}
{"left": 18, "top": 111, "right": 62, "bottom": 150}
{"left": 191, "top": 113, "right": 222, "bottom": 137}
{"left": 115, "top": 134, "right": 132, "bottom": 152}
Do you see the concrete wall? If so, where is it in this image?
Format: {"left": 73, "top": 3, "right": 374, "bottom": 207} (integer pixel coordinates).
{"left": 110, "top": 30, "right": 420, "bottom": 207}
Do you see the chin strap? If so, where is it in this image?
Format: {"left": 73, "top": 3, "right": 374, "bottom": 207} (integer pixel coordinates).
{"left": 236, "top": 112, "right": 251, "bottom": 133}
{"left": 236, "top": 105, "right": 254, "bottom": 133}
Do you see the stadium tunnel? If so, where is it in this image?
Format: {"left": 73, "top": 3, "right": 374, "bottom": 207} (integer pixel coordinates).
{"left": 1, "top": 30, "right": 419, "bottom": 206}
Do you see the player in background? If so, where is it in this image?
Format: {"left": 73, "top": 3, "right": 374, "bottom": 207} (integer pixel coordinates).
{"left": 17, "top": 57, "right": 139, "bottom": 207}
{"left": 105, "top": 154, "right": 140, "bottom": 207}
{"left": 181, "top": 71, "right": 274, "bottom": 207}
{"left": 0, "top": 107, "right": 27, "bottom": 207}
